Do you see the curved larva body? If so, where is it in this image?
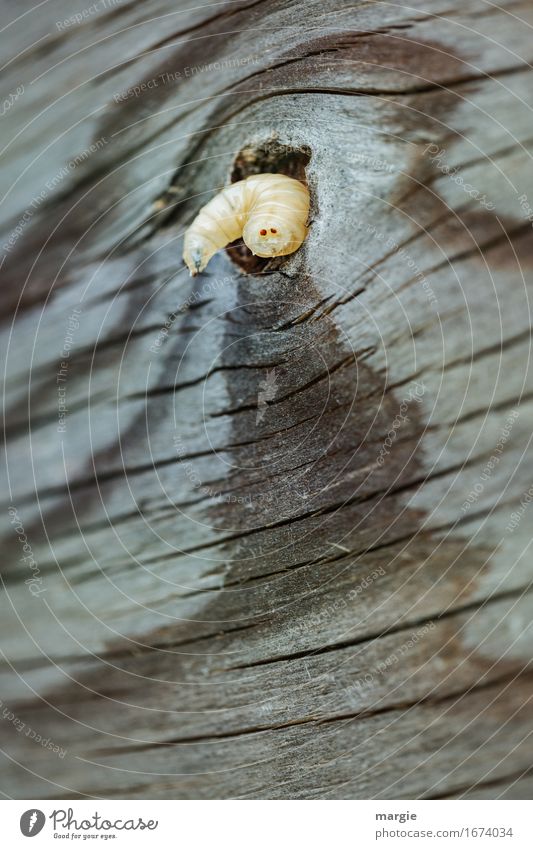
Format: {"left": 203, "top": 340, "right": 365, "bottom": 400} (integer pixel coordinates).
{"left": 183, "top": 173, "right": 310, "bottom": 275}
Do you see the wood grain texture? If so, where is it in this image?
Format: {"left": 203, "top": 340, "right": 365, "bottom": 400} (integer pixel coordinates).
{"left": 1, "top": 0, "right": 532, "bottom": 799}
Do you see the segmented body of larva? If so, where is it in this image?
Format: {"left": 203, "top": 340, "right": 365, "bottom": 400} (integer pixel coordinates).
{"left": 183, "top": 173, "right": 310, "bottom": 275}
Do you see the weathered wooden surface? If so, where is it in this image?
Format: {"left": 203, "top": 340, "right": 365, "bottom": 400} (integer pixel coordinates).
{"left": 1, "top": 0, "right": 533, "bottom": 799}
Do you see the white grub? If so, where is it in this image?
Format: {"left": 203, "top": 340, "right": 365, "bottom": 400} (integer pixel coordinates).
{"left": 183, "top": 173, "right": 310, "bottom": 275}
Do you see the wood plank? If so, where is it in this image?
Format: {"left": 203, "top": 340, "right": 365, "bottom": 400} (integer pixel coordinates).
{"left": 1, "top": 0, "right": 532, "bottom": 799}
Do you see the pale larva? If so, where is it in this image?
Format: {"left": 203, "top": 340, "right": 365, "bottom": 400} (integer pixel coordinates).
{"left": 183, "top": 173, "right": 310, "bottom": 275}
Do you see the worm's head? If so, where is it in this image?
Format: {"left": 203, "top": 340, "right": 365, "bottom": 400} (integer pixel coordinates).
{"left": 243, "top": 216, "right": 305, "bottom": 258}
{"left": 183, "top": 232, "right": 215, "bottom": 276}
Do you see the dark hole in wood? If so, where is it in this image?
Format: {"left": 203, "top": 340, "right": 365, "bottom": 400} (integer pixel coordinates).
{"left": 225, "top": 141, "right": 312, "bottom": 274}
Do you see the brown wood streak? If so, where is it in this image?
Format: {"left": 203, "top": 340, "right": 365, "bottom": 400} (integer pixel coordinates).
{"left": 0, "top": 0, "right": 533, "bottom": 799}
